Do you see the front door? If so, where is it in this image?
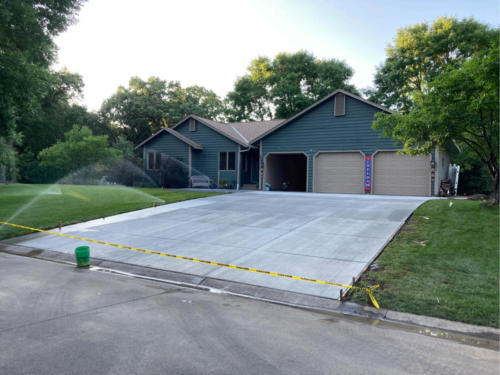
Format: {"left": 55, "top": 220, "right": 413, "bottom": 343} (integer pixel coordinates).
{"left": 241, "top": 148, "right": 259, "bottom": 186}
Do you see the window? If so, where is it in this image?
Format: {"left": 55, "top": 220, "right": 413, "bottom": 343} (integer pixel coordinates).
{"left": 219, "top": 151, "right": 236, "bottom": 171}
{"left": 334, "top": 93, "right": 345, "bottom": 116}
{"left": 189, "top": 118, "right": 196, "bottom": 132}
{"left": 148, "top": 152, "right": 162, "bottom": 170}
{"left": 228, "top": 152, "right": 236, "bottom": 170}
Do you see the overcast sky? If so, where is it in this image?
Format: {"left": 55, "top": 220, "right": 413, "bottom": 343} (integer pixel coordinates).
{"left": 53, "top": 0, "right": 499, "bottom": 111}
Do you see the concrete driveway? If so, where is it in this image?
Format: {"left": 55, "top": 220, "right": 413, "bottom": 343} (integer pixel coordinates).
{"left": 7, "top": 191, "right": 429, "bottom": 299}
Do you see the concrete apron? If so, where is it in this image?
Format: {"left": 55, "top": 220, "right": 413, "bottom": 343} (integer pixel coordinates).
{"left": 3, "top": 191, "right": 430, "bottom": 301}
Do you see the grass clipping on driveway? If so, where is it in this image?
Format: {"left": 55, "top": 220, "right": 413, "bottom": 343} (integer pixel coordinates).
{"left": 0, "top": 184, "right": 224, "bottom": 240}
{"left": 350, "top": 199, "right": 499, "bottom": 328}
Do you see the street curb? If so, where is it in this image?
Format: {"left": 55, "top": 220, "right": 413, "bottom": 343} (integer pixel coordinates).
{"left": 1, "top": 242, "right": 498, "bottom": 348}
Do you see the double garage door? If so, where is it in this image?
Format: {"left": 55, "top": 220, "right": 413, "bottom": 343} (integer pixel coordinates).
{"left": 313, "top": 151, "right": 430, "bottom": 196}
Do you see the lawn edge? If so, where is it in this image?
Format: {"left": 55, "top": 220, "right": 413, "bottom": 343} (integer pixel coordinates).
{"left": 348, "top": 199, "right": 499, "bottom": 329}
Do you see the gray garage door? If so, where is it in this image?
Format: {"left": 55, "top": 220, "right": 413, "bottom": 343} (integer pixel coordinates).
{"left": 373, "top": 151, "right": 430, "bottom": 196}
{"left": 314, "top": 152, "right": 364, "bottom": 193}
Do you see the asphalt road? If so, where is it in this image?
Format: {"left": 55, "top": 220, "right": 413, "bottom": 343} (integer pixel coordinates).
{"left": 0, "top": 252, "right": 497, "bottom": 375}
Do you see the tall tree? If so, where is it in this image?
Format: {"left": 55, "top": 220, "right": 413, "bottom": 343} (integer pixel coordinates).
{"left": 17, "top": 70, "right": 86, "bottom": 155}
{"left": 100, "top": 77, "right": 224, "bottom": 145}
{"left": 373, "top": 39, "right": 499, "bottom": 203}
{"left": 225, "top": 51, "right": 358, "bottom": 121}
{"left": 0, "top": 0, "right": 85, "bottom": 179}
{"left": 367, "top": 17, "right": 496, "bottom": 112}
{"left": 369, "top": 17, "right": 498, "bottom": 198}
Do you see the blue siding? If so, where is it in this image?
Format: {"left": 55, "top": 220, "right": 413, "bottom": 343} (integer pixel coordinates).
{"left": 144, "top": 131, "right": 189, "bottom": 164}
{"left": 176, "top": 120, "right": 239, "bottom": 186}
{"left": 261, "top": 96, "right": 400, "bottom": 191}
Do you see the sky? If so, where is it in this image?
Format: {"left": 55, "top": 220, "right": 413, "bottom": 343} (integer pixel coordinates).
{"left": 54, "top": 0, "right": 500, "bottom": 111}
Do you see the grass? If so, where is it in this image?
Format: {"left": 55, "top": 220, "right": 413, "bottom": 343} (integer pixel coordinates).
{"left": 349, "top": 199, "right": 499, "bottom": 328}
{"left": 0, "top": 184, "right": 224, "bottom": 240}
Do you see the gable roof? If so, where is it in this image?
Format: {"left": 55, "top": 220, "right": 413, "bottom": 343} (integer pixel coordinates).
{"left": 251, "top": 89, "right": 393, "bottom": 143}
{"left": 171, "top": 115, "right": 286, "bottom": 146}
{"left": 135, "top": 126, "right": 203, "bottom": 150}
{"left": 135, "top": 90, "right": 391, "bottom": 149}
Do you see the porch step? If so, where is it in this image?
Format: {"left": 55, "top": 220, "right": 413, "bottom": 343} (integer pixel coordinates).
{"left": 241, "top": 184, "right": 258, "bottom": 190}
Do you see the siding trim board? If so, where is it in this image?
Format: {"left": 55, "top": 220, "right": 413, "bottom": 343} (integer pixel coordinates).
{"left": 259, "top": 140, "right": 263, "bottom": 190}
{"left": 312, "top": 150, "right": 365, "bottom": 194}
{"left": 188, "top": 146, "right": 192, "bottom": 179}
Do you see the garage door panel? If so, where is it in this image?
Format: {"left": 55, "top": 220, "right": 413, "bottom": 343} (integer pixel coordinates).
{"left": 373, "top": 152, "right": 430, "bottom": 196}
{"left": 314, "top": 152, "right": 364, "bottom": 194}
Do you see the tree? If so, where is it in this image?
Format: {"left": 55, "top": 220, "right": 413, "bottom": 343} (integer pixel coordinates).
{"left": 0, "top": 0, "right": 85, "bottom": 179}
{"left": 225, "top": 51, "right": 358, "bottom": 121}
{"left": 39, "top": 125, "right": 121, "bottom": 172}
{"left": 373, "top": 41, "right": 499, "bottom": 203}
{"left": 100, "top": 77, "right": 224, "bottom": 145}
{"left": 368, "top": 17, "right": 496, "bottom": 112}
{"left": 17, "top": 70, "right": 87, "bottom": 155}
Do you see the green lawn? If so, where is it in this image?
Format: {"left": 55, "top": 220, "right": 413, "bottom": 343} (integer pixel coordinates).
{"left": 350, "top": 199, "right": 499, "bottom": 327}
{"left": 0, "top": 184, "right": 224, "bottom": 240}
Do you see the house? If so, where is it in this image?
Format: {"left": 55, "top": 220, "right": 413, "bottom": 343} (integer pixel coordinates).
{"left": 135, "top": 89, "right": 449, "bottom": 196}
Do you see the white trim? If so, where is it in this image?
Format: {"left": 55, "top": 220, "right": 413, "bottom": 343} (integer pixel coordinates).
{"left": 237, "top": 145, "right": 241, "bottom": 189}
{"left": 259, "top": 140, "right": 263, "bottom": 190}
{"left": 263, "top": 151, "right": 309, "bottom": 192}
{"left": 312, "top": 150, "right": 365, "bottom": 193}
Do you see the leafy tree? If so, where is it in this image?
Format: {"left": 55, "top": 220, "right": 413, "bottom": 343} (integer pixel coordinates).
{"left": 14, "top": 69, "right": 114, "bottom": 183}
{"left": 0, "top": 0, "right": 85, "bottom": 179}
{"left": 373, "top": 41, "right": 499, "bottom": 203}
{"left": 225, "top": 51, "right": 358, "bottom": 121}
{"left": 112, "top": 136, "right": 135, "bottom": 161}
{"left": 17, "top": 70, "right": 88, "bottom": 155}
{"left": 367, "top": 17, "right": 496, "bottom": 112}
{"left": 100, "top": 77, "right": 224, "bottom": 145}
{"left": 39, "top": 125, "right": 121, "bottom": 172}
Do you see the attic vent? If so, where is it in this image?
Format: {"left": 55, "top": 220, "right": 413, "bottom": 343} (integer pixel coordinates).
{"left": 189, "top": 118, "right": 196, "bottom": 132}
{"left": 334, "top": 93, "right": 345, "bottom": 116}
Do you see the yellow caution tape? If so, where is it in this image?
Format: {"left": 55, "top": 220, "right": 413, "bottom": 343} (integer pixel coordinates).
{"left": 0, "top": 220, "right": 380, "bottom": 309}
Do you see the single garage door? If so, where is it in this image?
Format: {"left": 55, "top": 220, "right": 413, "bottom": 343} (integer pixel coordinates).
{"left": 373, "top": 151, "right": 430, "bottom": 196}
{"left": 314, "top": 152, "right": 364, "bottom": 193}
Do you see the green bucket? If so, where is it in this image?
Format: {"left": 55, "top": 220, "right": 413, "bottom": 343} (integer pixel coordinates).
{"left": 75, "top": 246, "right": 90, "bottom": 267}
